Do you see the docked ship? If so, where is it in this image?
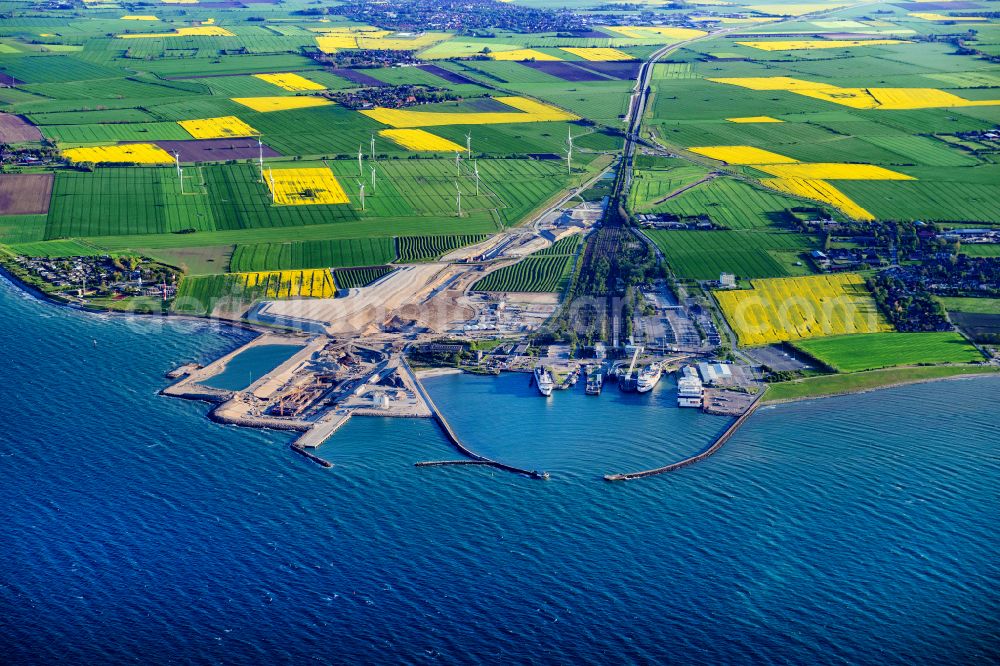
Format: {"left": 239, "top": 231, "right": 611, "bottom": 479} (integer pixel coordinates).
{"left": 534, "top": 365, "right": 554, "bottom": 397}
{"left": 585, "top": 366, "right": 603, "bottom": 396}
{"left": 635, "top": 363, "right": 663, "bottom": 394}
{"left": 676, "top": 365, "right": 704, "bottom": 408}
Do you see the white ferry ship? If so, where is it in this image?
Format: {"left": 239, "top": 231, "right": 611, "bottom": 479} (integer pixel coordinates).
{"left": 534, "top": 365, "right": 554, "bottom": 397}
{"left": 635, "top": 363, "right": 663, "bottom": 394}
{"left": 676, "top": 366, "right": 703, "bottom": 408}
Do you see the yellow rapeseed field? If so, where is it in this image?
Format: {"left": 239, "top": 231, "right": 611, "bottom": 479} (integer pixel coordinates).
{"left": 909, "top": 12, "right": 987, "bottom": 21}
{"left": 265, "top": 168, "right": 350, "bottom": 206}
{"left": 314, "top": 35, "right": 358, "bottom": 52}
{"left": 736, "top": 39, "right": 907, "bottom": 51}
{"left": 691, "top": 15, "right": 777, "bottom": 23}
{"left": 360, "top": 96, "right": 578, "bottom": 128}
{"left": 120, "top": 15, "right": 159, "bottom": 20}
{"left": 726, "top": 116, "right": 783, "bottom": 123}
{"left": 603, "top": 25, "right": 707, "bottom": 40}
{"left": 117, "top": 26, "right": 233, "bottom": 38}
{"left": 491, "top": 48, "right": 561, "bottom": 61}
{"left": 709, "top": 76, "right": 1000, "bottom": 110}
{"left": 253, "top": 72, "right": 325, "bottom": 91}
{"left": 236, "top": 270, "right": 337, "bottom": 299}
{"left": 748, "top": 3, "right": 848, "bottom": 16}
{"left": 715, "top": 274, "right": 892, "bottom": 346}
{"left": 758, "top": 163, "right": 914, "bottom": 180}
{"left": 760, "top": 178, "right": 874, "bottom": 221}
{"left": 178, "top": 116, "right": 257, "bottom": 139}
{"left": 231, "top": 96, "right": 333, "bottom": 112}
{"left": 559, "top": 47, "right": 634, "bottom": 61}
{"left": 689, "top": 145, "right": 799, "bottom": 164}
{"left": 310, "top": 26, "right": 389, "bottom": 36}
{"left": 62, "top": 143, "right": 174, "bottom": 164}
{"left": 378, "top": 129, "right": 466, "bottom": 152}
{"left": 357, "top": 32, "right": 450, "bottom": 50}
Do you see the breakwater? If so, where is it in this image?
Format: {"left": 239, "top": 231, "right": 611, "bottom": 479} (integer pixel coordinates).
{"left": 402, "top": 359, "right": 549, "bottom": 480}
{"left": 604, "top": 388, "right": 767, "bottom": 481}
{"left": 290, "top": 443, "right": 333, "bottom": 468}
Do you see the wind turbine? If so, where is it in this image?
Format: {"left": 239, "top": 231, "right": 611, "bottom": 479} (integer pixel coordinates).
{"left": 357, "top": 181, "right": 365, "bottom": 211}
{"left": 174, "top": 152, "right": 184, "bottom": 194}
{"left": 465, "top": 131, "right": 472, "bottom": 157}
{"left": 456, "top": 183, "right": 462, "bottom": 217}
{"left": 370, "top": 134, "right": 376, "bottom": 160}
{"left": 370, "top": 165, "right": 376, "bottom": 192}
{"left": 566, "top": 127, "right": 574, "bottom": 175}
{"left": 257, "top": 134, "right": 265, "bottom": 183}
{"left": 455, "top": 151, "right": 461, "bottom": 177}
{"left": 267, "top": 167, "right": 276, "bottom": 203}
{"left": 357, "top": 143, "right": 364, "bottom": 176}
{"left": 473, "top": 160, "right": 480, "bottom": 196}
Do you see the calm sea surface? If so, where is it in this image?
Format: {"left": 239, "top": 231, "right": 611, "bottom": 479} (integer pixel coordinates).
{"left": 1, "top": 275, "right": 997, "bottom": 665}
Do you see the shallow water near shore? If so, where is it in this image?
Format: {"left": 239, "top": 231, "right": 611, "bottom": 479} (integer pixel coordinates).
{"left": 1, "top": 275, "right": 998, "bottom": 664}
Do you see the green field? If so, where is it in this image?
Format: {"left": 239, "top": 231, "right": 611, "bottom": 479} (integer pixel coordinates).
{"left": 641, "top": 176, "right": 829, "bottom": 230}
{"left": 938, "top": 297, "right": 1000, "bottom": 315}
{"left": 644, "top": 229, "right": 813, "bottom": 280}
{"left": 473, "top": 255, "right": 574, "bottom": 293}
{"left": 472, "top": 232, "right": 580, "bottom": 293}
{"left": 230, "top": 238, "right": 396, "bottom": 272}
{"left": 396, "top": 234, "right": 490, "bottom": 262}
{"left": 764, "top": 365, "right": 999, "bottom": 403}
{"left": 793, "top": 332, "right": 984, "bottom": 373}
{"left": 332, "top": 266, "right": 394, "bottom": 289}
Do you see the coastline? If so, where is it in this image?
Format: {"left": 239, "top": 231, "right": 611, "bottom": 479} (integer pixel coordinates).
{"left": 414, "top": 367, "right": 465, "bottom": 379}
{"left": 5, "top": 262, "right": 996, "bottom": 408}
{"left": 0, "top": 263, "right": 289, "bottom": 338}
{"left": 763, "top": 367, "right": 999, "bottom": 406}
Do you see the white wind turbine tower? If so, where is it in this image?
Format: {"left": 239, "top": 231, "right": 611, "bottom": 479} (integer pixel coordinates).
{"left": 357, "top": 143, "right": 364, "bottom": 176}
{"left": 465, "top": 131, "right": 472, "bottom": 157}
{"left": 257, "top": 134, "right": 265, "bottom": 182}
{"left": 174, "top": 152, "right": 184, "bottom": 194}
{"left": 473, "top": 160, "right": 480, "bottom": 196}
{"left": 566, "top": 127, "right": 574, "bottom": 175}
{"left": 357, "top": 181, "right": 365, "bottom": 211}
{"left": 370, "top": 134, "right": 376, "bottom": 160}
{"left": 456, "top": 182, "right": 462, "bottom": 217}
{"left": 455, "top": 151, "right": 461, "bottom": 177}
{"left": 370, "top": 165, "right": 376, "bottom": 192}
{"left": 267, "top": 167, "right": 276, "bottom": 204}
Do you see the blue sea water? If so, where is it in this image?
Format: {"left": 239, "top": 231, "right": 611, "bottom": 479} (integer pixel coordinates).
{"left": 0, "top": 274, "right": 998, "bottom": 665}
{"left": 200, "top": 344, "right": 301, "bottom": 391}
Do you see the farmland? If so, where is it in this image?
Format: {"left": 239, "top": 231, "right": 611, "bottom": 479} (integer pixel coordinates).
{"left": 230, "top": 238, "right": 395, "bottom": 272}
{"left": 473, "top": 255, "right": 575, "bottom": 293}
{"left": 473, "top": 237, "right": 580, "bottom": 293}
{"left": 714, "top": 274, "right": 892, "bottom": 346}
{"left": 173, "top": 268, "right": 336, "bottom": 316}
{"left": 397, "top": 235, "right": 490, "bottom": 262}
{"left": 646, "top": 229, "right": 811, "bottom": 280}
{"left": 792, "top": 332, "right": 983, "bottom": 373}
{"left": 0, "top": 0, "right": 993, "bottom": 381}
{"left": 333, "top": 266, "right": 394, "bottom": 289}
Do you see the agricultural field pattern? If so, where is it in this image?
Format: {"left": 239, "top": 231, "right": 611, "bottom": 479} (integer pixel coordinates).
{"left": 0, "top": 0, "right": 996, "bottom": 380}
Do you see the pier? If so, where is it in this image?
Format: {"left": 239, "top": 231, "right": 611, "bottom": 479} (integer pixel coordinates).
{"left": 402, "top": 359, "right": 549, "bottom": 480}
{"left": 604, "top": 388, "right": 767, "bottom": 481}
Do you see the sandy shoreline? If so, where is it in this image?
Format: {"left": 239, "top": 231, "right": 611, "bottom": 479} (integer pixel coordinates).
{"left": 414, "top": 367, "right": 464, "bottom": 379}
